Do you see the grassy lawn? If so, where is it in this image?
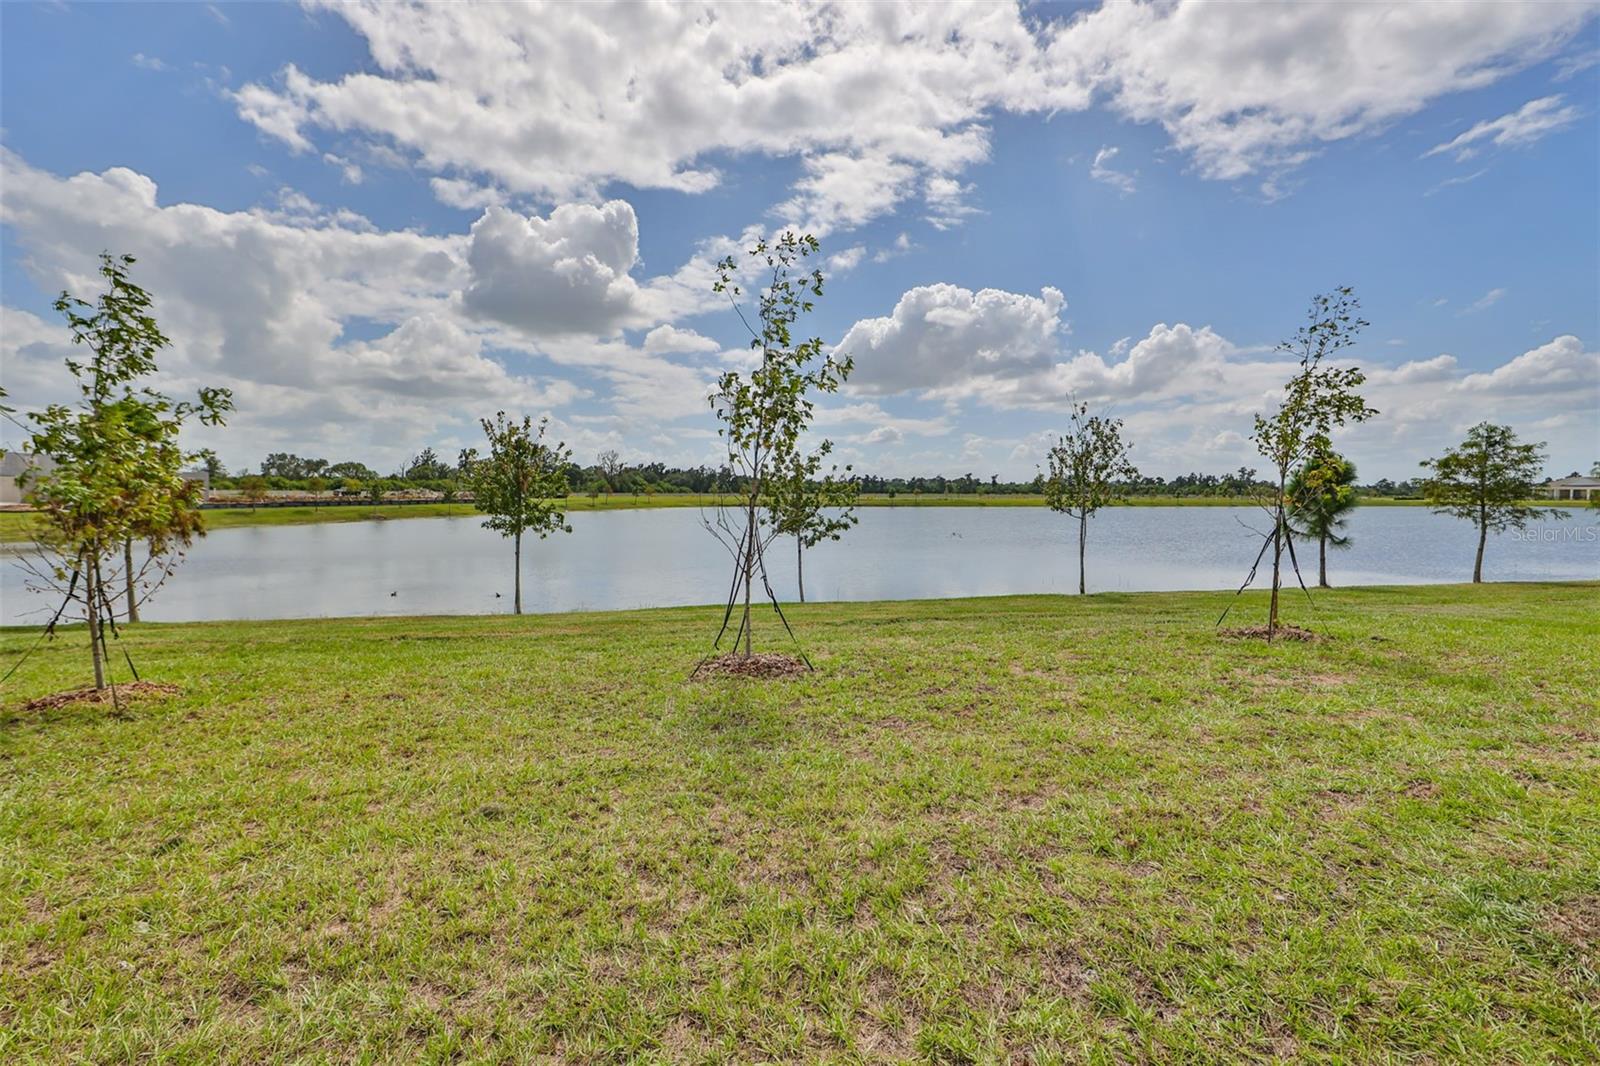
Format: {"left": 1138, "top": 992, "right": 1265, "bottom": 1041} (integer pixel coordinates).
{"left": 2, "top": 583, "right": 1597, "bottom": 1062}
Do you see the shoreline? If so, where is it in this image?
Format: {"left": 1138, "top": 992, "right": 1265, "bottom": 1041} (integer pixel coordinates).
{"left": 4, "top": 579, "right": 1594, "bottom": 633}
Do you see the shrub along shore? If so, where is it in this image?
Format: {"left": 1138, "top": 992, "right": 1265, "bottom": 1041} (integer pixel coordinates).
{"left": 2, "top": 582, "right": 1596, "bottom": 1061}
{"left": 2, "top": 493, "right": 1582, "bottom": 543}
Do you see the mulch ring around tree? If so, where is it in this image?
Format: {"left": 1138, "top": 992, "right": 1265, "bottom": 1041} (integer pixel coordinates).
{"left": 1219, "top": 624, "right": 1320, "bottom": 642}
{"left": 24, "top": 681, "right": 181, "bottom": 712}
{"left": 690, "top": 653, "right": 810, "bottom": 681}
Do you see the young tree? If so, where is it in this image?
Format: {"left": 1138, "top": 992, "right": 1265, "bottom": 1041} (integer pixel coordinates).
{"left": 239, "top": 475, "right": 270, "bottom": 510}
{"left": 1231, "top": 288, "right": 1376, "bottom": 638}
{"left": 466, "top": 412, "right": 572, "bottom": 614}
{"left": 19, "top": 253, "right": 231, "bottom": 690}
{"left": 705, "top": 232, "right": 850, "bottom": 659}
{"left": 1287, "top": 451, "right": 1359, "bottom": 588}
{"left": 1043, "top": 401, "right": 1139, "bottom": 595}
{"left": 765, "top": 445, "right": 857, "bottom": 603}
{"left": 596, "top": 449, "right": 622, "bottom": 494}
{"left": 1419, "top": 422, "right": 1559, "bottom": 582}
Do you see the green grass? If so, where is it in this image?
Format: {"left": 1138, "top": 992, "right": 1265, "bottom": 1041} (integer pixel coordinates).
{"left": 6, "top": 495, "right": 1583, "bottom": 543}
{"left": 2, "top": 583, "right": 1597, "bottom": 1063}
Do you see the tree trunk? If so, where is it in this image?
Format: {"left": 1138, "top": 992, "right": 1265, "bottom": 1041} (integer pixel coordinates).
{"left": 86, "top": 554, "right": 106, "bottom": 690}
{"left": 796, "top": 535, "right": 805, "bottom": 604}
{"left": 513, "top": 530, "right": 523, "bottom": 614}
{"left": 124, "top": 539, "right": 140, "bottom": 622}
{"left": 1077, "top": 511, "right": 1087, "bottom": 595}
{"left": 1267, "top": 500, "right": 1284, "bottom": 640}
{"left": 740, "top": 497, "right": 756, "bottom": 656}
{"left": 1318, "top": 533, "right": 1328, "bottom": 589}
{"left": 1473, "top": 517, "right": 1487, "bottom": 584}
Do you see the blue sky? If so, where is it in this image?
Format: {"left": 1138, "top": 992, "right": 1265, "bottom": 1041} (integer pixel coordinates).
{"left": 2, "top": 1, "right": 1597, "bottom": 480}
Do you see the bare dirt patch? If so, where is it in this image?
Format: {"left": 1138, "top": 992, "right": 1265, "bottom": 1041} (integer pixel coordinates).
{"left": 23, "top": 681, "right": 181, "bottom": 712}
{"left": 1544, "top": 894, "right": 1599, "bottom": 955}
{"left": 1219, "top": 625, "right": 1320, "bottom": 642}
{"left": 1038, "top": 946, "right": 1096, "bottom": 1003}
{"left": 1312, "top": 788, "right": 1367, "bottom": 815}
{"left": 857, "top": 970, "right": 916, "bottom": 1061}
{"left": 689, "top": 653, "right": 809, "bottom": 681}
{"left": 1549, "top": 725, "right": 1599, "bottom": 745}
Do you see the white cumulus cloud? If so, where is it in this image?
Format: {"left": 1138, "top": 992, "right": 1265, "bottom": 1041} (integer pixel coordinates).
{"left": 0, "top": 152, "right": 731, "bottom": 469}
{"left": 1048, "top": 2, "right": 1593, "bottom": 188}
{"left": 462, "top": 201, "right": 649, "bottom": 337}
{"left": 838, "top": 283, "right": 1067, "bottom": 395}
{"left": 229, "top": 1, "right": 1595, "bottom": 224}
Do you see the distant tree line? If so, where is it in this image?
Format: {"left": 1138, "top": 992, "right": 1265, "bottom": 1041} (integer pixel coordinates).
{"left": 205, "top": 451, "right": 1430, "bottom": 501}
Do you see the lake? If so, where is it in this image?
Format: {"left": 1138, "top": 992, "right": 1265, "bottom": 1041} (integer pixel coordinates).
{"left": 2, "top": 505, "right": 1595, "bottom": 625}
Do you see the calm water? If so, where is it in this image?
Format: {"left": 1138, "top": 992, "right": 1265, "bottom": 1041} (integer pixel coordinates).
{"left": 2, "top": 506, "right": 1595, "bottom": 624}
